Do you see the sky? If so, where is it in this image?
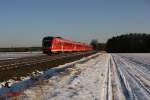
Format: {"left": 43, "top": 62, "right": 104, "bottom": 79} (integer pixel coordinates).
{"left": 0, "top": 0, "right": 150, "bottom": 47}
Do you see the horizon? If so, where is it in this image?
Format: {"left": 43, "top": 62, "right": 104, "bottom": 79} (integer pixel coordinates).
{"left": 0, "top": 0, "right": 150, "bottom": 47}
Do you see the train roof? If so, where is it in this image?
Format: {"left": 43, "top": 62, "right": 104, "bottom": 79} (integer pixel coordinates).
{"left": 43, "top": 36, "right": 62, "bottom": 39}
{"left": 43, "top": 36, "right": 91, "bottom": 46}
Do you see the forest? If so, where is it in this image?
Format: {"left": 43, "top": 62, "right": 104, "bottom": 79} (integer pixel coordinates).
{"left": 106, "top": 33, "right": 150, "bottom": 53}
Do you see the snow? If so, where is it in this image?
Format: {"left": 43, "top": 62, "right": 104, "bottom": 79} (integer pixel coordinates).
{"left": 20, "top": 53, "right": 109, "bottom": 100}
{"left": 0, "top": 52, "right": 101, "bottom": 99}
{"left": 0, "top": 53, "right": 150, "bottom": 100}
{"left": 112, "top": 54, "right": 150, "bottom": 100}
{"left": 0, "top": 51, "right": 43, "bottom": 60}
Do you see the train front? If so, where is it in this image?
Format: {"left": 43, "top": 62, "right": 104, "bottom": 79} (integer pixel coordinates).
{"left": 42, "top": 37, "right": 53, "bottom": 54}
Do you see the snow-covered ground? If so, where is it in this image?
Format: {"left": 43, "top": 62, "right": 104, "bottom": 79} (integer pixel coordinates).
{"left": 0, "top": 53, "right": 150, "bottom": 100}
{"left": 111, "top": 53, "right": 150, "bottom": 100}
{"left": 20, "top": 53, "right": 109, "bottom": 100}
{"left": 0, "top": 51, "right": 43, "bottom": 60}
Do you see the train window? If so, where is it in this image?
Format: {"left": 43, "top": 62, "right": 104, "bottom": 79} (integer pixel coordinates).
{"left": 43, "top": 40, "right": 52, "bottom": 47}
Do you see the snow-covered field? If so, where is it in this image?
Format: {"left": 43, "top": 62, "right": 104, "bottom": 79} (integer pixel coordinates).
{"left": 0, "top": 53, "right": 150, "bottom": 100}
{"left": 111, "top": 53, "right": 150, "bottom": 100}
{"left": 0, "top": 51, "right": 43, "bottom": 60}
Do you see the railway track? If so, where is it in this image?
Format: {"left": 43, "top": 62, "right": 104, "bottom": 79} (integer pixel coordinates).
{"left": 0, "top": 53, "right": 70, "bottom": 71}
{"left": 0, "top": 51, "right": 96, "bottom": 82}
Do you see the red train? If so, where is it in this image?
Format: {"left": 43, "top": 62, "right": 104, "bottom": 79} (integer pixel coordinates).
{"left": 42, "top": 36, "right": 93, "bottom": 54}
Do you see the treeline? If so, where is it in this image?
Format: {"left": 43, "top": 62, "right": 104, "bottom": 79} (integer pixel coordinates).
{"left": 0, "top": 47, "right": 42, "bottom": 52}
{"left": 106, "top": 33, "right": 150, "bottom": 53}
{"left": 90, "top": 39, "right": 106, "bottom": 51}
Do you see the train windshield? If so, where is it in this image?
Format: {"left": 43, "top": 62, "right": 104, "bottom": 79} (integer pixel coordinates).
{"left": 43, "top": 37, "right": 53, "bottom": 48}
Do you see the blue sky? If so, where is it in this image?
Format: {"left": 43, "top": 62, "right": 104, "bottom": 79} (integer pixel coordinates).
{"left": 0, "top": 0, "right": 150, "bottom": 47}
